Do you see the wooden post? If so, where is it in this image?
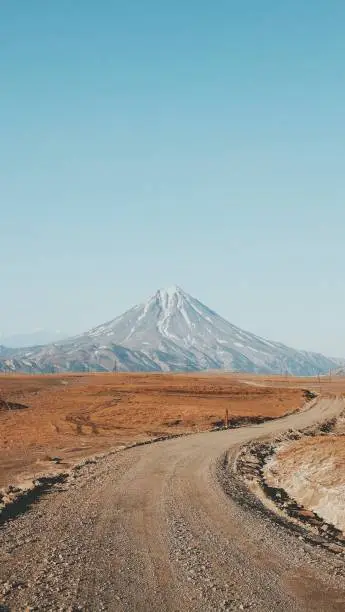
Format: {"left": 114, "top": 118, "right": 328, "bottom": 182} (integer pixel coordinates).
{"left": 225, "top": 407, "right": 229, "bottom": 429}
{"left": 317, "top": 373, "right": 321, "bottom": 395}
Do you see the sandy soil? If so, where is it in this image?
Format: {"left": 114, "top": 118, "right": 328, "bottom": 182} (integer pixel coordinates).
{"left": 0, "top": 372, "right": 307, "bottom": 488}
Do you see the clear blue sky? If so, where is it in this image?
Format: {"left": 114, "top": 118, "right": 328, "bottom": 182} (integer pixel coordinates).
{"left": 2, "top": 1, "right": 345, "bottom": 355}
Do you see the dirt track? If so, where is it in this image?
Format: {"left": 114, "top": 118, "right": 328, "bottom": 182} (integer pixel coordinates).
{"left": 1, "top": 397, "right": 345, "bottom": 611}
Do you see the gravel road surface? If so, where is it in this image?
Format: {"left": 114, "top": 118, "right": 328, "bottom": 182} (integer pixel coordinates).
{"left": 1, "top": 397, "right": 345, "bottom": 611}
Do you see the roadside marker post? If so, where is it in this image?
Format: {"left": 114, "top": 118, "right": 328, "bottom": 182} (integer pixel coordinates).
{"left": 317, "top": 373, "right": 322, "bottom": 395}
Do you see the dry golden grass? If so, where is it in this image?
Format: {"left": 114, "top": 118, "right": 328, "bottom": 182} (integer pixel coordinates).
{"left": 0, "top": 371, "right": 325, "bottom": 488}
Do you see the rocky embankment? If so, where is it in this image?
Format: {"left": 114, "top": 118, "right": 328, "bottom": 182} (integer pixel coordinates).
{"left": 237, "top": 406, "right": 345, "bottom": 550}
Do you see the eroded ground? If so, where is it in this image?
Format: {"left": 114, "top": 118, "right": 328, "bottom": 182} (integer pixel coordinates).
{"left": 264, "top": 409, "right": 345, "bottom": 533}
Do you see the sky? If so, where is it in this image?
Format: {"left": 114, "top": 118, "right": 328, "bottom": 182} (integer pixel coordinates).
{"left": 1, "top": 1, "right": 345, "bottom": 355}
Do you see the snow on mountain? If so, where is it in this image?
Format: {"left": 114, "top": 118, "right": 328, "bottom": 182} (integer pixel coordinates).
{"left": 2, "top": 285, "right": 343, "bottom": 375}
{"left": 76, "top": 285, "right": 342, "bottom": 375}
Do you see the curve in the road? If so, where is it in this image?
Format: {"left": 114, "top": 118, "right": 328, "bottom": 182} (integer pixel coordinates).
{"left": 1, "top": 397, "right": 345, "bottom": 611}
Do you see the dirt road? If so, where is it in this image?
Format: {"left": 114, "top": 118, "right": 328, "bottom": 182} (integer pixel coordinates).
{"left": 1, "top": 397, "right": 345, "bottom": 611}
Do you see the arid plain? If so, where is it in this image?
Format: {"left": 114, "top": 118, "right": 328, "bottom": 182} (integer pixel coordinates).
{"left": 2, "top": 373, "right": 345, "bottom": 610}
{"left": 0, "top": 371, "right": 313, "bottom": 488}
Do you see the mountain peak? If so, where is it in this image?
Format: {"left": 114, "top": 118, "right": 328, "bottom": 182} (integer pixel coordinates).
{"left": 154, "top": 286, "right": 188, "bottom": 311}
{"left": 156, "top": 285, "right": 184, "bottom": 298}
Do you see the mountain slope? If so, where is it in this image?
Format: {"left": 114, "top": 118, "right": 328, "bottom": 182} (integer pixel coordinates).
{"left": 1, "top": 286, "right": 343, "bottom": 375}
{"left": 0, "top": 343, "right": 160, "bottom": 374}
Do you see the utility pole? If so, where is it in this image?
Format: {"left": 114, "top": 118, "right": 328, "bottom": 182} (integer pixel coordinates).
{"left": 113, "top": 360, "right": 117, "bottom": 374}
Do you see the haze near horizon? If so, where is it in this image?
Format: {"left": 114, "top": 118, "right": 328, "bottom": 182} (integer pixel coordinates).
{"left": 2, "top": 2, "right": 345, "bottom": 356}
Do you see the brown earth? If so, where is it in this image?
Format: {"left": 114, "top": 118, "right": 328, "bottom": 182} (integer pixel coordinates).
{"left": 1, "top": 396, "right": 345, "bottom": 611}
{"left": 0, "top": 372, "right": 310, "bottom": 488}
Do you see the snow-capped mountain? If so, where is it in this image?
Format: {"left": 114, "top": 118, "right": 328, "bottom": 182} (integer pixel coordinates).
{"left": 76, "top": 285, "right": 342, "bottom": 374}
{"left": 1, "top": 285, "right": 343, "bottom": 375}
